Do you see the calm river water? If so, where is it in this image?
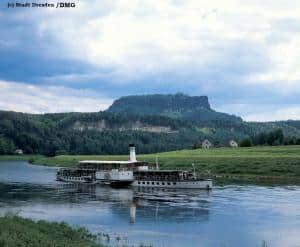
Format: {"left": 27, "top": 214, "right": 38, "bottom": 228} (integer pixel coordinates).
{"left": 0, "top": 161, "right": 300, "bottom": 247}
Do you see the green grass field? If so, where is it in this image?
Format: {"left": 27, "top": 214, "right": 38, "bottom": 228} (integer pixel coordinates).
{"left": 0, "top": 215, "right": 103, "bottom": 247}
{"left": 29, "top": 146, "right": 300, "bottom": 179}
{"left": 0, "top": 154, "right": 43, "bottom": 162}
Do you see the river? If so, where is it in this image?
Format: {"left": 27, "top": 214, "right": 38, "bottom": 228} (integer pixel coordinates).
{"left": 0, "top": 161, "right": 299, "bottom": 247}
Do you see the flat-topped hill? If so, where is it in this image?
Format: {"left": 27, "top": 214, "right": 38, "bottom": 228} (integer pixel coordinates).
{"left": 107, "top": 93, "right": 242, "bottom": 123}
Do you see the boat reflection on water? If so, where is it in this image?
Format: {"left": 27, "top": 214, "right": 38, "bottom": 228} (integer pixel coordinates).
{"left": 56, "top": 183, "right": 212, "bottom": 224}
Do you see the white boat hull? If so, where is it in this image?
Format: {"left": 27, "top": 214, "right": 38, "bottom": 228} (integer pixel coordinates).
{"left": 57, "top": 176, "right": 94, "bottom": 184}
{"left": 132, "top": 179, "right": 212, "bottom": 189}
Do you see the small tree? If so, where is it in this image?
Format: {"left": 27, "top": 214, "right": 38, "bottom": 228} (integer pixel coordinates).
{"left": 239, "top": 137, "right": 253, "bottom": 147}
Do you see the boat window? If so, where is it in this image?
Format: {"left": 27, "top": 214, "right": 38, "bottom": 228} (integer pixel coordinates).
{"left": 142, "top": 182, "right": 145, "bottom": 184}
{"left": 152, "top": 182, "right": 154, "bottom": 185}
{"left": 162, "top": 182, "right": 165, "bottom": 185}
{"left": 147, "top": 182, "right": 150, "bottom": 185}
{"left": 138, "top": 182, "right": 140, "bottom": 184}
{"left": 167, "top": 182, "right": 171, "bottom": 185}
{"left": 157, "top": 182, "right": 159, "bottom": 185}
{"left": 173, "top": 182, "right": 176, "bottom": 185}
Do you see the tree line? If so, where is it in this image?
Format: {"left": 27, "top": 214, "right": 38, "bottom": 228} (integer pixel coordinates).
{"left": 239, "top": 128, "right": 300, "bottom": 147}
{"left": 1, "top": 110, "right": 300, "bottom": 155}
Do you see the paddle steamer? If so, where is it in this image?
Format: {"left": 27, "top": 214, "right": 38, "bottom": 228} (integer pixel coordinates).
{"left": 56, "top": 145, "right": 212, "bottom": 189}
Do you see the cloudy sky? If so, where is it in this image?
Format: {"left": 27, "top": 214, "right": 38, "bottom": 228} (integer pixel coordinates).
{"left": 1, "top": 0, "right": 300, "bottom": 121}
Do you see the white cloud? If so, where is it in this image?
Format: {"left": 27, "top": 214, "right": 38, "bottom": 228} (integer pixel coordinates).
{"left": 215, "top": 103, "right": 300, "bottom": 122}
{"left": 2, "top": 0, "right": 300, "bottom": 120}
{"left": 27, "top": 0, "right": 300, "bottom": 90}
{"left": 0, "top": 80, "right": 113, "bottom": 113}
{"left": 244, "top": 106, "right": 300, "bottom": 122}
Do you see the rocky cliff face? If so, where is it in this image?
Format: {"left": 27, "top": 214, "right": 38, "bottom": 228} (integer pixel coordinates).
{"left": 107, "top": 93, "right": 211, "bottom": 116}
{"left": 107, "top": 93, "right": 241, "bottom": 123}
{"left": 71, "top": 120, "right": 175, "bottom": 133}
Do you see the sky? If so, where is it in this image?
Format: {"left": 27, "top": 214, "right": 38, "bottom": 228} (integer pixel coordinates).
{"left": 0, "top": 0, "right": 300, "bottom": 121}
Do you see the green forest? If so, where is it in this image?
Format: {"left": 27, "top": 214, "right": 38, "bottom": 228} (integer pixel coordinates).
{"left": 1, "top": 94, "right": 300, "bottom": 155}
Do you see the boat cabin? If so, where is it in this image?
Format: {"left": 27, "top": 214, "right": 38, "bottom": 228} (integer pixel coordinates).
{"left": 134, "top": 170, "right": 197, "bottom": 181}
{"left": 78, "top": 160, "right": 149, "bottom": 171}
{"left": 57, "top": 168, "right": 96, "bottom": 178}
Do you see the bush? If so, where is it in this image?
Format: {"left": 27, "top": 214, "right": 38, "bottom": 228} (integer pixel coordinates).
{"left": 239, "top": 137, "right": 253, "bottom": 147}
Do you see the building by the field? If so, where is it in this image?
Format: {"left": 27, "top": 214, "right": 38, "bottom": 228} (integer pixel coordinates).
{"left": 202, "top": 139, "right": 212, "bottom": 149}
{"left": 229, "top": 140, "right": 238, "bottom": 148}
{"left": 14, "top": 149, "right": 23, "bottom": 155}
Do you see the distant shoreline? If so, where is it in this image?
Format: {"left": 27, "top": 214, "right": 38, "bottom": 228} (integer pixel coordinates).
{"left": 1, "top": 145, "right": 300, "bottom": 183}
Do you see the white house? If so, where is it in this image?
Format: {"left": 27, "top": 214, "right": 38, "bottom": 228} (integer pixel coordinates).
{"left": 202, "top": 139, "right": 212, "bottom": 149}
{"left": 15, "top": 149, "right": 23, "bottom": 155}
{"left": 229, "top": 140, "right": 238, "bottom": 148}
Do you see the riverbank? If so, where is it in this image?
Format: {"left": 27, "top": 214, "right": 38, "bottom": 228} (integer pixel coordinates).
{"left": 0, "top": 154, "right": 43, "bottom": 162}
{"left": 1, "top": 146, "right": 300, "bottom": 181}
{"left": 0, "top": 215, "right": 104, "bottom": 247}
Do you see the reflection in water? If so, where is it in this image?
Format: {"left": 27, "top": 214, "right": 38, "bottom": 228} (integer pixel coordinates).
{"left": 0, "top": 181, "right": 212, "bottom": 246}
{"left": 0, "top": 181, "right": 211, "bottom": 225}
{"left": 55, "top": 183, "right": 212, "bottom": 224}
{"left": 0, "top": 161, "right": 300, "bottom": 247}
{"left": 130, "top": 202, "right": 136, "bottom": 223}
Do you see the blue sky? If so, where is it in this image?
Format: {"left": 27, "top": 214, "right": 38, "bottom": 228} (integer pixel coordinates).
{"left": 0, "top": 0, "right": 300, "bottom": 121}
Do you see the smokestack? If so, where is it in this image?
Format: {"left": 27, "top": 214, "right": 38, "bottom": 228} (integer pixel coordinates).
{"left": 129, "top": 144, "right": 137, "bottom": 162}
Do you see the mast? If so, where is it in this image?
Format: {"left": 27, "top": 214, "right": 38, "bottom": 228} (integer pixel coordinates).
{"left": 155, "top": 155, "right": 159, "bottom": 170}
{"left": 192, "top": 163, "right": 196, "bottom": 178}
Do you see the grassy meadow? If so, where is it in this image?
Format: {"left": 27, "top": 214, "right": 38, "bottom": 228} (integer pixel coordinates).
{"left": 0, "top": 154, "right": 43, "bottom": 162}
{"left": 28, "top": 146, "right": 300, "bottom": 180}
{"left": 0, "top": 215, "right": 103, "bottom": 247}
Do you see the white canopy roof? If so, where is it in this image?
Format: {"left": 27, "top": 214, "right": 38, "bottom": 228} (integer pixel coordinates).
{"left": 79, "top": 160, "right": 140, "bottom": 164}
